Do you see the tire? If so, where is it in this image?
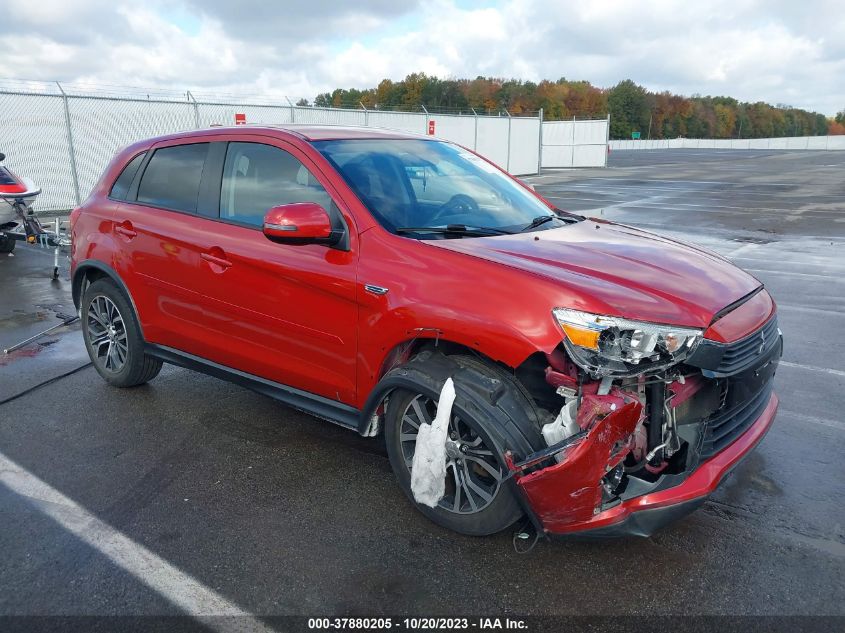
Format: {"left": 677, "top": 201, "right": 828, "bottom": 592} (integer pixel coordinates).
{"left": 384, "top": 351, "right": 543, "bottom": 536}
{"left": 81, "top": 278, "right": 162, "bottom": 387}
{"left": 0, "top": 234, "right": 15, "bottom": 253}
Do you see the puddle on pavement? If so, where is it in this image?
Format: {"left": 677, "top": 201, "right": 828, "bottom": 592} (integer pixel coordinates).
{"left": 1, "top": 303, "right": 74, "bottom": 330}
{"left": 733, "top": 236, "right": 776, "bottom": 245}
{"left": 0, "top": 324, "right": 84, "bottom": 366}
{"left": 0, "top": 309, "right": 52, "bottom": 329}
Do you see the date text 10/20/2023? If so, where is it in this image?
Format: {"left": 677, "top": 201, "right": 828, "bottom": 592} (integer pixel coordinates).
{"left": 307, "top": 617, "right": 529, "bottom": 630}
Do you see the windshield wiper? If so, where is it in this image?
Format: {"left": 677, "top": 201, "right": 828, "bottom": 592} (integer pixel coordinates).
{"left": 520, "top": 212, "right": 584, "bottom": 232}
{"left": 396, "top": 224, "right": 515, "bottom": 237}
{"left": 520, "top": 215, "right": 558, "bottom": 232}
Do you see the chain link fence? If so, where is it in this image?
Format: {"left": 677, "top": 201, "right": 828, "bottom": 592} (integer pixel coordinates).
{"left": 0, "top": 80, "right": 608, "bottom": 212}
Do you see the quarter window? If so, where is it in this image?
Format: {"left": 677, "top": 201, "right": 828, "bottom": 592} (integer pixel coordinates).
{"left": 220, "top": 142, "right": 332, "bottom": 227}
{"left": 109, "top": 152, "right": 146, "bottom": 200}
{"left": 137, "top": 143, "right": 209, "bottom": 213}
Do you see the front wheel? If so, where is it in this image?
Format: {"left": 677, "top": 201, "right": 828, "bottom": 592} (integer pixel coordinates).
{"left": 81, "top": 278, "right": 162, "bottom": 387}
{"left": 384, "top": 353, "right": 543, "bottom": 536}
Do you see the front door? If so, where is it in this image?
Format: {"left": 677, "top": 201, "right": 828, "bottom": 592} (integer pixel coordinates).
{"left": 190, "top": 140, "right": 359, "bottom": 406}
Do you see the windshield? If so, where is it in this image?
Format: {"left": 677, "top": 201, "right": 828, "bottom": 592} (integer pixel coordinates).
{"left": 0, "top": 167, "right": 19, "bottom": 186}
{"left": 314, "top": 138, "right": 572, "bottom": 237}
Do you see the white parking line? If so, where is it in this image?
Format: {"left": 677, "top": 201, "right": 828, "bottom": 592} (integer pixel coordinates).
{"left": 779, "top": 361, "right": 845, "bottom": 378}
{"left": 733, "top": 256, "right": 845, "bottom": 270}
{"left": 777, "top": 304, "right": 845, "bottom": 317}
{"left": 744, "top": 268, "right": 844, "bottom": 281}
{"left": 0, "top": 452, "right": 269, "bottom": 629}
{"left": 778, "top": 409, "right": 845, "bottom": 432}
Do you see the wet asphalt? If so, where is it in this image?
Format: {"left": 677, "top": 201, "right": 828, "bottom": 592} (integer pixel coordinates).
{"left": 0, "top": 149, "right": 843, "bottom": 625}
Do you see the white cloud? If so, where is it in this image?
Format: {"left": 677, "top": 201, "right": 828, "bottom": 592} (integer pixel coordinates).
{"left": 0, "top": 0, "right": 842, "bottom": 114}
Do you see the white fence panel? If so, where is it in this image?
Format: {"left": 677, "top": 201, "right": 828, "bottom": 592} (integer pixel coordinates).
{"left": 508, "top": 117, "right": 540, "bottom": 175}
{"left": 198, "top": 103, "right": 292, "bottom": 128}
{"left": 366, "top": 111, "right": 425, "bottom": 135}
{"left": 541, "top": 118, "right": 609, "bottom": 168}
{"left": 0, "top": 85, "right": 549, "bottom": 210}
{"left": 0, "top": 92, "right": 77, "bottom": 211}
{"left": 475, "top": 117, "right": 510, "bottom": 172}
{"left": 572, "top": 144, "right": 609, "bottom": 167}
{"left": 296, "top": 107, "right": 366, "bottom": 126}
{"left": 71, "top": 98, "right": 196, "bottom": 197}
{"left": 430, "top": 114, "right": 476, "bottom": 150}
{"left": 610, "top": 135, "right": 845, "bottom": 151}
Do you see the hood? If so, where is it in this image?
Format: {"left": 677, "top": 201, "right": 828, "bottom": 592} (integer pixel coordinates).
{"left": 428, "top": 219, "right": 762, "bottom": 328}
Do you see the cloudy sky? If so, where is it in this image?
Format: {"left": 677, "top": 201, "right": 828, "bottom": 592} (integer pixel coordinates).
{"left": 3, "top": 0, "right": 843, "bottom": 114}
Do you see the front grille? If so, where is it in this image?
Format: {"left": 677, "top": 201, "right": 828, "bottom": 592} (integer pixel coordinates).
{"left": 700, "top": 380, "right": 773, "bottom": 459}
{"left": 716, "top": 316, "right": 779, "bottom": 375}
{"left": 688, "top": 316, "right": 780, "bottom": 377}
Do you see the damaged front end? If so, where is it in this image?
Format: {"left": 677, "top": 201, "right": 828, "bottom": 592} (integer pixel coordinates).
{"left": 507, "top": 303, "right": 782, "bottom": 537}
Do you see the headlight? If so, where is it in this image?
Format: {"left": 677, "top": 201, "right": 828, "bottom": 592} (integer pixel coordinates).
{"left": 553, "top": 308, "right": 703, "bottom": 377}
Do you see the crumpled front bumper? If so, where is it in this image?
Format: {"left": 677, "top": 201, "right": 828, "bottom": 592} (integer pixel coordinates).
{"left": 510, "top": 392, "right": 779, "bottom": 538}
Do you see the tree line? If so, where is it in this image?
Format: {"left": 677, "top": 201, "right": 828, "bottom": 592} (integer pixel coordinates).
{"left": 309, "top": 74, "right": 842, "bottom": 139}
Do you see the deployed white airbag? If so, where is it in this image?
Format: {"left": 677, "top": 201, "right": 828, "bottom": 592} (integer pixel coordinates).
{"left": 410, "top": 377, "right": 456, "bottom": 508}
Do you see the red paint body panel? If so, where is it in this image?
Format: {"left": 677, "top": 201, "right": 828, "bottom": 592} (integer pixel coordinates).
{"left": 431, "top": 220, "right": 763, "bottom": 329}
{"left": 704, "top": 289, "right": 775, "bottom": 343}
{"left": 537, "top": 393, "right": 778, "bottom": 535}
{"left": 264, "top": 203, "right": 333, "bottom": 239}
{"left": 514, "top": 401, "right": 642, "bottom": 527}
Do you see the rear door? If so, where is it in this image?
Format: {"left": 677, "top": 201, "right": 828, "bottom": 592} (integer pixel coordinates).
{"left": 114, "top": 140, "right": 222, "bottom": 356}
{"left": 189, "top": 139, "right": 359, "bottom": 405}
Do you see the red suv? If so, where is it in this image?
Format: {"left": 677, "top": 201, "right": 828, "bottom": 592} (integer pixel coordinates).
{"left": 70, "top": 126, "right": 781, "bottom": 538}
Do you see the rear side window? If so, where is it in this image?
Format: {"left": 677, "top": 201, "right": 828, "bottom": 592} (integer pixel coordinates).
{"left": 137, "top": 143, "right": 209, "bottom": 213}
{"left": 220, "top": 142, "right": 332, "bottom": 227}
{"left": 109, "top": 152, "right": 146, "bottom": 200}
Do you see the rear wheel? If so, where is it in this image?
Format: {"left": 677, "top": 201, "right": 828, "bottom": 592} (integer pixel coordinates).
{"left": 81, "top": 278, "right": 162, "bottom": 387}
{"left": 384, "top": 353, "right": 543, "bottom": 535}
{"left": 0, "top": 234, "right": 15, "bottom": 253}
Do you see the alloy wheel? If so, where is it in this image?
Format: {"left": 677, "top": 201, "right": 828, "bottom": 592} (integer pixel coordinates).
{"left": 400, "top": 394, "right": 504, "bottom": 514}
{"left": 86, "top": 295, "right": 128, "bottom": 373}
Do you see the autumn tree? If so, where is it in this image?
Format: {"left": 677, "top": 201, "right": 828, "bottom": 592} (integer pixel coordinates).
{"left": 308, "top": 74, "right": 829, "bottom": 139}
{"left": 607, "top": 80, "right": 650, "bottom": 139}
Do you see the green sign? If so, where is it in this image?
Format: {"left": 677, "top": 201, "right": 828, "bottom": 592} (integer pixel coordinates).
{"left": 631, "top": 131, "right": 641, "bottom": 140}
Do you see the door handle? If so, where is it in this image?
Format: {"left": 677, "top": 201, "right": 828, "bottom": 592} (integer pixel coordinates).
{"left": 201, "top": 252, "right": 232, "bottom": 269}
{"left": 114, "top": 223, "right": 137, "bottom": 239}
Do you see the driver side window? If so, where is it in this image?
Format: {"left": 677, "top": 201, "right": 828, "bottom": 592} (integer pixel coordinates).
{"left": 220, "top": 142, "right": 332, "bottom": 227}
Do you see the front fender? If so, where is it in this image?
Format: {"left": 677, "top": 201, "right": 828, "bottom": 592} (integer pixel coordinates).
{"left": 355, "top": 229, "right": 570, "bottom": 409}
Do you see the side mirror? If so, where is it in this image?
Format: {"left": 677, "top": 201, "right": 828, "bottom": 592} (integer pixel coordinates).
{"left": 262, "top": 202, "right": 342, "bottom": 246}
